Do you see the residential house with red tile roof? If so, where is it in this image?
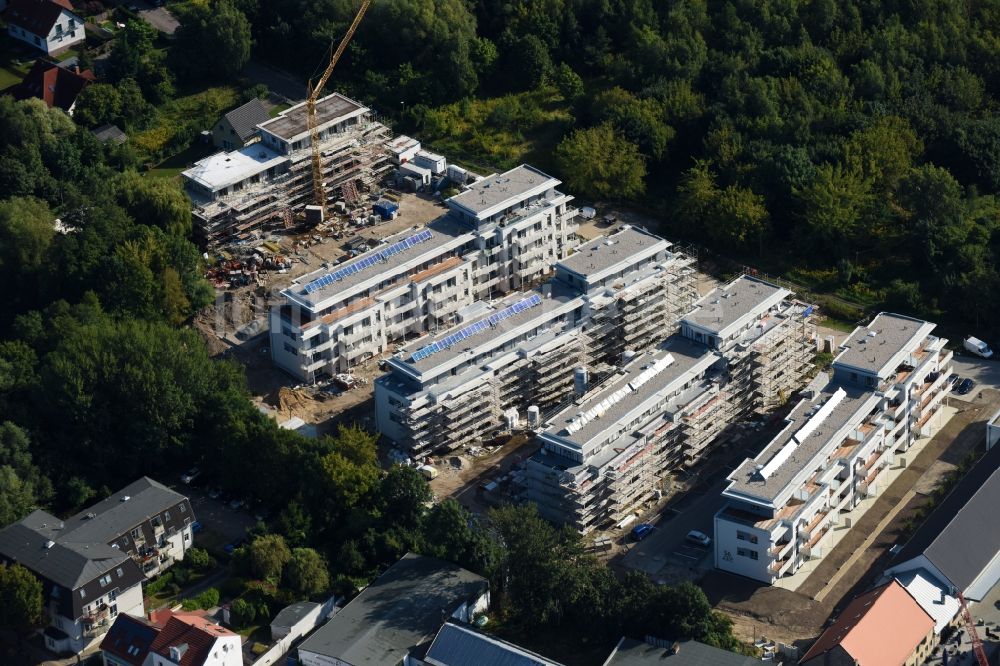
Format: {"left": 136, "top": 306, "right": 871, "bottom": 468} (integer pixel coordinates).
{"left": 9, "top": 60, "right": 94, "bottom": 114}
{"left": 4, "top": 0, "right": 84, "bottom": 54}
{"left": 800, "top": 580, "right": 936, "bottom": 666}
{"left": 101, "top": 610, "right": 242, "bottom": 666}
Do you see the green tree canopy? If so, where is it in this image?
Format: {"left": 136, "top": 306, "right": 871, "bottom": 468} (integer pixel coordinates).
{"left": 555, "top": 124, "right": 647, "bottom": 199}
{"left": 247, "top": 534, "right": 292, "bottom": 581}
{"left": 284, "top": 547, "right": 330, "bottom": 597}
{"left": 0, "top": 563, "right": 43, "bottom": 633}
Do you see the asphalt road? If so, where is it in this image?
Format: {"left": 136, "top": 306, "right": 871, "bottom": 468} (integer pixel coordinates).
{"left": 950, "top": 353, "right": 1000, "bottom": 402}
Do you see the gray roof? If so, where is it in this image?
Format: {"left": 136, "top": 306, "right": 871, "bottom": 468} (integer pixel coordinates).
{"left": 297, "top": 553, "right": 488, "bottom": 666}
{"left": 725, "top": 382, "right": 879, "bottom": 504}
{"left": 832, "top": 313, "right": 935, "bottom": 378}
{"left": 448, "top": 165, "right": 557, "bottom": 217}
{"left": 424, "top": 623, "right": 563, "bottom": 666}
{"left": 59, "top": 477, "right": 189, "bottom": 546}
{"left": 257, "top": 92, "right": 365, "bottom": 141}
{"left": 556, "top": 226, "right": 668, "bottom": 280}
{"left": 271, "top": 601, "right": 319, "bottom": 629}
{"left": 683, "top": 276, "right": 789, "bottom": 338}
{"left": 222, "top": 98, "right": 270, "bottom": 142}
{"left": 890, "top": 443, "right": 1000, "bottom": 594}
{"left": 603, "top": 638, "right": 758, "bottom": 666}
{"left": 92, "top": 123, "right": 126, "bottom": 144}
{"left": 543, "top": 336, "right": 717, "bottom": 452}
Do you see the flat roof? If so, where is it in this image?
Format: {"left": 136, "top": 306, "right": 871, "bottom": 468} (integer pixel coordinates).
{"left": 397, "top": 286, "right": 580, "bottom": 375}
{"left": 447, "top": 164, "right": 558, "bottom": 218}
{"left": 257, "top": 92, "right": 366, "bottom": 143}
{"left": 556, "top": 226, "right": 667, "bottom": 281}
{"left": 182, "top": 143, "right": 286, "bottom": 192}
{"left": 296, "top": 553, "right": 487, "bottom": 666}
{"left": 683, "top": 276, "right": 790, "bottom": 338}
{"left": 286, "top": 216, "right": 472, "bottom": 310}
{"left": 832, "top": 312, "right": 934, "bottom": 378}
{"left": 543, "top": 336, "right": 717, "bottom": 452}
{"left": 725, "top": 381, "right": 878, "bottom": 504}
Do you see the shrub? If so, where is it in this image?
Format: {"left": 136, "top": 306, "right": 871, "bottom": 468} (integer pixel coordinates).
{"left": 182, "top": 587, "right": 220, "bottom": 611}
{"left": 230, "top": 597, "right": 256, "bottom": 627}
{"left": 185, "top": 547, "right": 213, "bottom": 571}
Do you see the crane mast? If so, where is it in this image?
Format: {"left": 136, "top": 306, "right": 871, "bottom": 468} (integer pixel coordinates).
{"left": 307, "top": 0, "right": 371, "bottom": 223}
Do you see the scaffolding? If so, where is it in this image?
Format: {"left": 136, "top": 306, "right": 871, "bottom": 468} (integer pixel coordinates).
{"left": 191, "top": 121, "right": 392, "bottom": 248}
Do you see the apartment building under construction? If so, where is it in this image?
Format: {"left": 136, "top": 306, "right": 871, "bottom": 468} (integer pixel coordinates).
{"left": 182, "top": 93, "right": 392, "bottom": 247}
{"left": 521, "top": 275, "right": 815, "bottom": 532}
{"left": 373, "top": 226, "right": 699, "bottom": 455}
{"left": 715, "top": 313, "right": 953, "bottom": 584}
{"left": 270, "top": 164, "right": 579, "bottom": 383}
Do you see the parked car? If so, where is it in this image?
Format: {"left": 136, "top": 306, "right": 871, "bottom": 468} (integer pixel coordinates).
{"left": 957, "top": 378, "right": 976, "bottom": 395}
{"left": 686, "top": 529, "right": 712, "bottom": 547}
{"left": 228, "top": 498, "right": 244, "bottom": 510}
{"left": 631, "top": 523, "right": 654, "bottom": 542}
{"left": 951, "top": 375, "right": 963, "bottom": 388}
{"left": 224, "top": 538, "right": 245, "bottom": 555}
{"left": 207, "top": 487, "right": 222, "bottom": 500}
{"left": 180, "top": 467, "right": 201, "bottom": 484}
{"left": 190, "top": 521, "right": 203, "bottom": 534}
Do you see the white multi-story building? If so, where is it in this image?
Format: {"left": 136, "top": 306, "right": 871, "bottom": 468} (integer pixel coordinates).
{"left": 373, "top": 226, "right": 698, "bottom": 455}
{"left": 271, "top": 164, "right": 580, "bottom": 383}
{"left": 715, "top": 313, "right": 952, "bottom": 584}
{"left": 520, "top": 275, "right": 811, "bottom": 532}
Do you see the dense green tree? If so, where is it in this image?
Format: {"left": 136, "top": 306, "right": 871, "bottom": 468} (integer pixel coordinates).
{"left": 377, "top": 466, "right": 431, "bottom": 529}
{"left": 0, "top": 563, "right": 43, "bottom": 634}
{"left": 247, "top": 534, "right": 292, "bottom": 581}
{"left": 173, "top": 0, "right": 252, "bottom": 81}
{"left": 555, "top": 124, "right": 646, "bottom": 199}
{"left": 552, "top": 62, "right": 583, "bottom": 101}
{"left": 113, "top": 171, "right": 193, "bottom": 237}
{"left": 794, "top": 163, "right": 873, "bottom": 252}
{"left": 284, "top": 547, "right": 330, "bottom": 597}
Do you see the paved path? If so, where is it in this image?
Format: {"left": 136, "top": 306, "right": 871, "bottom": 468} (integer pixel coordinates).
{"left": 131, "top": 0, "right": 180, "bottom": 34}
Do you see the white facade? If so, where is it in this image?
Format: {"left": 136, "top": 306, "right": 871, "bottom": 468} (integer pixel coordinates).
{"left": 51, "top": 582, "right": 144, "bottom": 654}
{"left": 146, "top": 634, "right": 242, "bottom": 666}
{"left": 374, "top": 226, "right": 698, "bottom": 455}
{"left": 271, "top": 164, "right": 579, "bottom": 383}
{"left": 7, "top": 6, "right": 84, "bottom": 54}
{"left": 988, "top": 407, "right": 1000, "bottom": 450}
{"left": 715, "top": 313, "right": 952, "bottom": 584}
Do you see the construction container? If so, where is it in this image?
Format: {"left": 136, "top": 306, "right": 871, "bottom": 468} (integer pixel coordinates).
{"left": 304, "top": 205, "right": 324, "bottom": 225}
{"left": 418, "top": 464, "right": 439, "bottom": 480}
{"left": 414, "top": 149, "right": 447, "bottom": 174}
{"left": 373, "top": 200, "right": 399, "bottom": 220}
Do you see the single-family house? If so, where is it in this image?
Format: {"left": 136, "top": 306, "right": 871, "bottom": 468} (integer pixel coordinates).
{"left": 9, "top": 59, "right": 94, "bottom": 114}
{"left": 211, "top": 98, "right": 270, "bottom": 151}
{"left": 101, "top": 609, "right": 242, "bottom": 666}
{"left": 799, "top": 580, "right": 936, "bottom": 666}
{"left": 4, "top": 0, "right": 84, "bottom": 54}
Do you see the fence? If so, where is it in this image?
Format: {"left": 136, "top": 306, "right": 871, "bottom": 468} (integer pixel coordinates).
{"left": 250, "top": 595, "right": 340, "bottom": 666}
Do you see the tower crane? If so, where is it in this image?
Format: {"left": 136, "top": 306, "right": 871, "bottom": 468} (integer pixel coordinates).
{"left": 957, "top": 592, "right": 989, "bottom": 666}
{"left": 306, "top": 0, "right": 371, "bottom": 224}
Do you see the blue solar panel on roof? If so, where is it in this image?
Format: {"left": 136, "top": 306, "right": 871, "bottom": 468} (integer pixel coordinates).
{"left": 304, "top": 230, "right": 435, "bottom": 295}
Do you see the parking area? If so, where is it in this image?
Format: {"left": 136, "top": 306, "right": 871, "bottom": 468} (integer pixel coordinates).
{"left": 950, "top": 354, "right": 1000, "bottom": 401}
{"left": 179, "top": 484, "right": 257, "bottom": 553}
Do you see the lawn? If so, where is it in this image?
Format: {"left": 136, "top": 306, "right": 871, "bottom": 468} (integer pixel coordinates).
{"left": 268, "top": 101, "right": 290, "bottom": 118}
{"left": 417, "top": 87, "right": 574, "bottom": 176}
{"left": 131, "top": 84, "right": 238, "bottom": 163}
{"left": 147, "top": 139, "right": 215, "bottom": 179}
{"left": 0, "top": 46, "right": 34, "bottom": 91}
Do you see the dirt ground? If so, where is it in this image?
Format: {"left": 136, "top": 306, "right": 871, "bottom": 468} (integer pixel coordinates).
{"left": 192, "top": 192, "right": 448, "bottom": 425}
{"left": 426, "top": 434, "right": 540, "bottom": 511}
{"left": 701, "top": 389, "right": 1000, "bottom": 653}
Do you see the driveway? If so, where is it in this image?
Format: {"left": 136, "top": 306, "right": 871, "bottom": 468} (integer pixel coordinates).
{"left": 180, "top": 485, "right": 256, "bottom": 552}
{"left": 951, "top": 354, "right": 1000, "bottom": 402}
{"left": 131, "top": 0, "right": 180, "bottom": 34}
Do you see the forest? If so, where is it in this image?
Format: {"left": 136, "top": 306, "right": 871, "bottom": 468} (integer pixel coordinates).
{"left": 231, "top": 0, "right": 1000, "bottom": 333}
{"left": 4, "top": 0, "right": 1000, "bottom": 659}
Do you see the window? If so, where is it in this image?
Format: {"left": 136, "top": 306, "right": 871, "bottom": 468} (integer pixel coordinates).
{"left": 737, "top": 547, "right": 759, "bottom": 560}
{"left": 55, "top": 23, "right": 62, "bottom": 33}
{"left": 736, "top": 530, "right": 758, "bottom": 544}
{"left": 164, "top": 511, "right": 171, "bottom": 522}
{"left": 283, "top": 342, "right": 298, "bottom": 356}
{"left": 116, "top": 567, "right": 124, "bottom": 578}
{"left": 79, "top": 589, "right": 86, "bottom": 598}
{"left": 99, "top": 574, "right": 111, "bottom": 587}
{"left": 179, "top": 502, "right": 186, "bottom": 513}
{"left": 130, "top": 527, "right": 141, "bottom": 540}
